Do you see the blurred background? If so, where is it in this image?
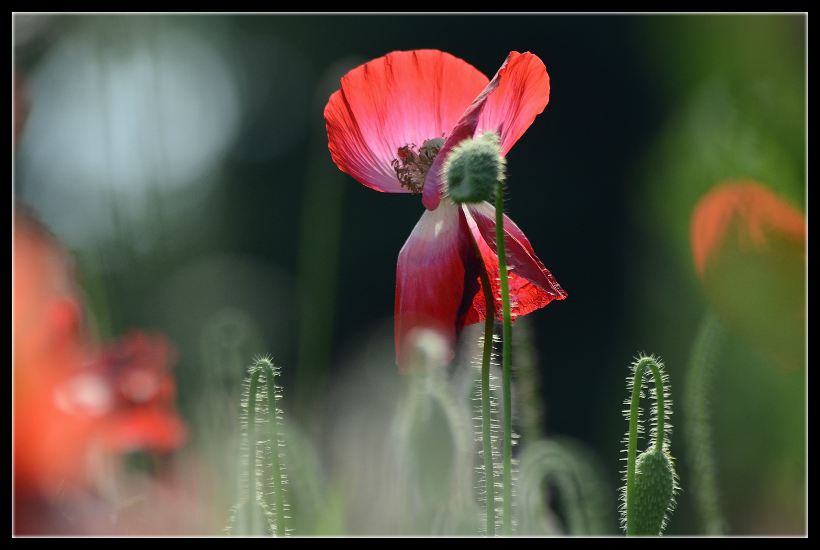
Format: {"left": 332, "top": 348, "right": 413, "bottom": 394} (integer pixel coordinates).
{"left": 13, "top": 14, "right": 806, "bottom": 535}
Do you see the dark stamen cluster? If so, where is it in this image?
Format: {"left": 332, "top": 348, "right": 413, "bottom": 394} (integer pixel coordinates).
{"left": 392, "top": 138, "right": 443, "bottom": 193}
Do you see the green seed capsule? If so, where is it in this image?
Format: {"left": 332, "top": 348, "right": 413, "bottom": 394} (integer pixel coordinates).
{"left": 444, "top": 132, "right": 505, "bottom": 204}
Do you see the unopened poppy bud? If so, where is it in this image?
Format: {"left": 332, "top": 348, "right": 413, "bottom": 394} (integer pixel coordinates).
{"left": 444, "top": 132, "right": 505, "bottom": 204}
{"left": 633, "top": 448, "right": 677, "bottom": 536}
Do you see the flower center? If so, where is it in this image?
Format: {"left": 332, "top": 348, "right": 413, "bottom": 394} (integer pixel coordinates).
{"left": 391, "top": 137, "right": 445, "bottom": 193}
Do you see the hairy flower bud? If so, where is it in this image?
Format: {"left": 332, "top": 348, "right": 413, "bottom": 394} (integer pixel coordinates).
{"left": 633, "top": 448, "right": 677, "bottom": 536}
{"left": 443, "top": 132, "right": 505, "bottom": 204}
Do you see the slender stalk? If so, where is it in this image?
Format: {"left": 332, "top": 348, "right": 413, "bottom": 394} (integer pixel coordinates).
{"left": 260, "top": 361, "right": 287, "bottom": 535}
{"left": 685, "top": 312, "right": 725, "bottom": 534}
{"left": 246, "top": 368, "right": 261, "bottom": 535}
{"left": 494, "top": 181, "right": 514, "bottom": 535}
{"left": 477, "top": 262, "right": 496, "bottom": 536}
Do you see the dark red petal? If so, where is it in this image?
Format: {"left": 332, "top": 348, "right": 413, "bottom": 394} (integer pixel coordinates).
{"left": 325, "top": 50, "right": 489, "bottom": 194}
{"left": 395, "top": 201, "right": 482, "bottom": 372}
{"left": 464, "top": 202, "right": 566, "bottom": 320}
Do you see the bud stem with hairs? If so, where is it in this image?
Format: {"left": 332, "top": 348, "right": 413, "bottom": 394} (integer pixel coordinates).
{"left": 622, "top": 355, "right": 678, "bottom": 536}
{"left": 495, "top": 176, "right": 515, "bottom": 536}
{"left": 228, "top": 357, "right": 288, "bottom": 536}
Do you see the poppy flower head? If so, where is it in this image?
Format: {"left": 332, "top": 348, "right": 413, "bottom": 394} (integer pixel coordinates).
{"left": 325, "top": 50, "right": 564, "bottom": 372}
{"left": 13, "top": 209, "right": 187, "bottom": 499}
{"left": 691, "top": 180, "right": 806, "bottom": 280}
{"left": 690, "top": 180, "right": 806, "bottom": 371}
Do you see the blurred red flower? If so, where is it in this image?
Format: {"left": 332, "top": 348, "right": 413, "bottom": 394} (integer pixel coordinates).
{"left": 13, "top": 210, "right": 187, "bottom": 534}
{"left": 325, "top": 50, "right": 566, "bottom": 372}
{"left": 690, "top": 180, "right": 806, "bottom": 370}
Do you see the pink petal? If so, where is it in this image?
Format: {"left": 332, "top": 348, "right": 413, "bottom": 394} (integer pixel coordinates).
{"left": 325, "top": 50, "right": 489, "bottom": 194}
{"left": 422, "top": 51, "right": 550, "bottom": 210}
{"left": 463, "top": 202, "right": 566, "bottom": 320}
{"left": 395, "top": 200, "right": 482, "bottom": 372}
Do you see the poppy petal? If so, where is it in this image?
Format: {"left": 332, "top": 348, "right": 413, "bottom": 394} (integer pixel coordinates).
{"left": 463, "top": 202, "right": 566, "bottom": 320}
{"left": 477, "top": 51, "right": 550, "bottom": 157}
{"left": 325, "top": 50, "right": 489, "bottom": 194}
{"left": 690, "top": 180, "right": 806, "bottom": 371}
{"left": 102, "top": 409, "right": 188, "bottom": 452}
{"left": 690, "top": 180, "right": 806, "bottom": 279}
{"left": 395, "top": 200, "right": 482, "bottom": 372}
{"left": 421, "top": 70, "right": 501, "bottom": 210}
{"left": 422, "top": 51, "right": 550, "bottom": 210}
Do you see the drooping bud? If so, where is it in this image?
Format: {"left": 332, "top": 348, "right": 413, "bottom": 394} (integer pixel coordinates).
{"left": 444, "top": 132, "right": 505, "bottom": 204}
{"left": 620, "top": 355, "right": 679, "bottom": 536}
{"left": 633, "top": 448, "right": 677, "bottom": 536}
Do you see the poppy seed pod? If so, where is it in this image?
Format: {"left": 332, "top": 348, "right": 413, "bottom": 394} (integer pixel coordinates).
{"left": 444, "top": 132, "right": 505, "bottom": 204}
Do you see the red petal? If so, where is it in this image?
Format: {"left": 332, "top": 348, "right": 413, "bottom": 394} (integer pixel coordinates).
{"left": 395, "top": 201, "right": 482, "bottom": 372}
{"left": 477, "top": 52, "right": 550, "bottom": 157}
{"left": 102, "top": 409, "right": 188, "bottom": 452}
{"left": 325, "top": 50, "right": 489, "bottom": 194}
{"left": 422, "top": 70, "right": 501, "bottom": 210}
{"left": 463, "top": 202, "right": 566, "bottom": 320}
{"left": 423, "top": 51, "right": 550, "bottom": 210}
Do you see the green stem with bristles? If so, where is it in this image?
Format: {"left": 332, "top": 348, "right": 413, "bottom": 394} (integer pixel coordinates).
{"left": 256, "top": 359, "right": 287, "bottom": 536}
{"left": 477, "top": 261, "right": 496, "bottom": 536}
{"left": 494, "top": 180, "right": 513, "bottom": 535}
{"left": 247, "top": 367, "right": 262, "bottom": 535}
{"left": 626, "top": 356, "right": 665, "bottom": 536}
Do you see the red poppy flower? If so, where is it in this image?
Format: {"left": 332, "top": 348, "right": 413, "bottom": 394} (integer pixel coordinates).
{"left": 690, "top": 180, "right": 806, "bottom": 370}
{"left": 79, "top": 330, "right": 188, "bottom": 454}
{"left": 13, "top": 211, "right": 187, "bottom": 505}
{"left": 325, "top": 50, "right": 566, "bottom": 373}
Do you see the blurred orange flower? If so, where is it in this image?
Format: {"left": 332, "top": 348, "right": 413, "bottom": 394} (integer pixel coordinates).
{"left": 690, "top": 180, "right": 806, "bottom": 370}
{"left": 13, "top": 209, "right": 187, "bottom": 533}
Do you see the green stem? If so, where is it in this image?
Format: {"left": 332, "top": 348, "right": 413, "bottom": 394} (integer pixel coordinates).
{"left": 247, "top": 368, "right": 261, "bottom": 535}
{"left": 478, "top": 262, "right": 496, "bottom": 536}
{"left": 685, "top": 312, "right": 725, "bottom": 535}
{"left": 494, "top": 180, "right": 513, "bottom": 535}
{"left": 260, "top": 361, "right": 287, "bottom": 535}
{"left": 626, "top": 356, "right": 665, "bottom": 536}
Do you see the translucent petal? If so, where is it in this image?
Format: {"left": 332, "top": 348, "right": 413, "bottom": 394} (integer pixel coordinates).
{"left": 463, "top": 202, "right": 566, "bottom": 321}
{"left": 325, "top": 50, "right": 489, "bottom": 194}
{"left": 394, "top": 200, "right": 481, "bottom": 372}
{"left": 423, "top": 51, "right": 550, "bottom": 209}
